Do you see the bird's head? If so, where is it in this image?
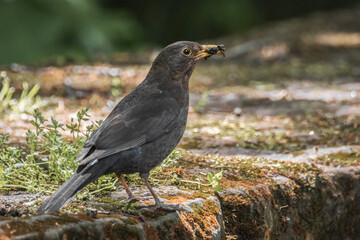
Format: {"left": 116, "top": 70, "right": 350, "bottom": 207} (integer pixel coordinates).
{"left": 151, "top": 41, "right": 225, "bottom": 79}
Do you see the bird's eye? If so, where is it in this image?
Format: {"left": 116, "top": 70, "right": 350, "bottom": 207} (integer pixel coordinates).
{"left": 182, "top": 48, "right": 191, "bottom": 56}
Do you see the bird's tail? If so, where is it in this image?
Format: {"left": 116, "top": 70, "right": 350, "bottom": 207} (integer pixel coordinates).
{"left": 37, "top": 163, "right": 106, "bottom": 213}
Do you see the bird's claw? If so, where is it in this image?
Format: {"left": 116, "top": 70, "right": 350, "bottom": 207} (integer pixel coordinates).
{"left": 123, "top": 193, "right": 150, "bottom": 203}
{"left": 123, "top": 196, "right": 139, "bottom": 203}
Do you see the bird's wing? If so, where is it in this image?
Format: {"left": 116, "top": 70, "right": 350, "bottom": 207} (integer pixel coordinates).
{"left": 76, "top": 96, "right": 182, "bottom": 165}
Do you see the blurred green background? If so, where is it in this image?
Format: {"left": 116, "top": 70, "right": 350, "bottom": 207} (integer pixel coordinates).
{"left": 0, "top": 0, "right": 357, "bottom": 65}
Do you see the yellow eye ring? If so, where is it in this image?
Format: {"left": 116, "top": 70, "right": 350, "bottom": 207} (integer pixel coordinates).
{"left": 182, "top": 48, "right": 191, "bottom": 56}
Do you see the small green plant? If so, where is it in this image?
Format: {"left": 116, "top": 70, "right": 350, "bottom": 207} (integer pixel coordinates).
{"left": 0, "top": 72, "right": 14, "bottom": 114}
{"left": 179, "top": 170, "right": 223, "bottom": 192}
{"left": 11, "top": 81, "right": 41, "bottom": 114}
{"left": 206, "top": 171, "right": 223, "bottom": 192}
{"left": 0, "top": 71, "right": 42, "bottom": 117}
{"left": 66, "top": 107, "right": 103, "bottom": 146}
{"left": 0, "top": 108, "right": 108, "bottom": 194}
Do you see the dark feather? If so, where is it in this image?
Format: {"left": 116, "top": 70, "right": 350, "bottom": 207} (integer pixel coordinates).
{"left": 37, "top": 163, "right": 107, "bottom": 213}
{"left": 77, "top": 96, "right": 181, "bottom": 165}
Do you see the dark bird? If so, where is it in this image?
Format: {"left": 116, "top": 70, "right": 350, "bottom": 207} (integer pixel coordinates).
{"left": 37, "top": 41, "right": 225, "bottom": 213}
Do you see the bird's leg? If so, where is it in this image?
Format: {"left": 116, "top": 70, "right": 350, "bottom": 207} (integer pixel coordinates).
{"left": 140, "top": 173, "right": 178, "bottom": 210}
{"left": 116, "top": 172, "right": 136, "bottom": 201}
{"left": 140, "top": 173, "right": 162, "bottom": 206}
{"left": 116, "top": 172, "right": 148, "bottom": 203}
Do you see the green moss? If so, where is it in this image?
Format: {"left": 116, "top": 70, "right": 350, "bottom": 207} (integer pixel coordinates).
{"left": 179, "top": 151, "right": 321, "bottom": 185}
{"left": 104, "top": 219, "right": 144, "bottom": 240}
{"left": 182, "top": 112, "right": 360, "bottom": 153}
{"left": 2, "top": 214, "right": 81, "bottom": 236}
{"left": 193, "top": 199, "right": 219, "bottom": 216}
{"left": 292, "top": 150, "right": 305, "bottom": 157}
{"left": 178, "top": 199, "right": 221, "bottom": 239}
{"left": 311, "top": 151, "right": 360, "bottom": 167}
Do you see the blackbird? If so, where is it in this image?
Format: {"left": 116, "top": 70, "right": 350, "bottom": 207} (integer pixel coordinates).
{"left": 37, "top": 41, "right": 225, "bottom": 213}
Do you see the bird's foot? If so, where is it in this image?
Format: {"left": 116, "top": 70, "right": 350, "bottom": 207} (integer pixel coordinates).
{"left": 123, "top": 193, "right": 151, "bottom": 203}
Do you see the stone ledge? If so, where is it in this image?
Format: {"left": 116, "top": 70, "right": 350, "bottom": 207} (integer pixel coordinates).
{"left": 1, "top": 147, "right": 359, "bottom": 239}
{"left": 0, "top": 197, "right": 224, "bottom": 240}
{"left": 218, "top": 168, "right": 360, "bottom": 239}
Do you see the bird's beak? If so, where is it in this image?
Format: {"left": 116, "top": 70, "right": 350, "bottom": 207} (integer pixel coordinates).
{"left": 194, "top": 44, "right": 226, "bottom": 60}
